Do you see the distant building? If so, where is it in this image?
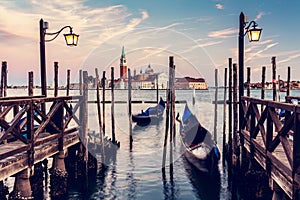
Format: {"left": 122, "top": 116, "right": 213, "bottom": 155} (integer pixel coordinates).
{"left": 114, "top": 47, "right": 208, "bottom": 90}
{"left": 131, "top": 66, "right": 168, "bottom": 89}
{"left": 175, "top": 77, "right": 208, "bottom": 90}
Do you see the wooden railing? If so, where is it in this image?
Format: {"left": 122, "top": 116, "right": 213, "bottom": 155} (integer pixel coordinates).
{"left": 240, "top": 96, "right": 300, "bottom": 199}
{"left": 0, "top": 95, "right": 83, "bottom": 167}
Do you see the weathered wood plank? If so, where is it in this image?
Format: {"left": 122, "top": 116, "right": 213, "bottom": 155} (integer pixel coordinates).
{"left": 0, "top": 132, "right": 80, "bottom": 181}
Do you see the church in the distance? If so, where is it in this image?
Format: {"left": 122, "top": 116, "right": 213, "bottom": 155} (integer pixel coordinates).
{"left": 119, "top": 46, "right": 127, "bottom": 79}
{"left": 115, "top": 47, "right": 208, "bottom": 90}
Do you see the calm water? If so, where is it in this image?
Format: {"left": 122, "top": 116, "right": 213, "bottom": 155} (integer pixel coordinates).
{"left": 4, "top": 88, "right": 300, "bottom": 199}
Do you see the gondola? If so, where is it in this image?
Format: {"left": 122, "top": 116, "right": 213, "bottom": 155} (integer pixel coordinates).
{"left": 176, "top": 104, "right": 220, "bottom": 173}
{"left": 132, "top": 97, "right": 165, "bottom": 126}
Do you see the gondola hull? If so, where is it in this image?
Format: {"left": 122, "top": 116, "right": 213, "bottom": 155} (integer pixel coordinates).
{"left": 178, "top": 104, "right": 220, "bottom": 173}
{"left": 132, "top": 113, "right": 163, "bottom": 126}
{"left": 132, "top": 97, "right": 165, "bottom": 126}
{"left": 182, "top": 141, "right": 219, "bottom": 173}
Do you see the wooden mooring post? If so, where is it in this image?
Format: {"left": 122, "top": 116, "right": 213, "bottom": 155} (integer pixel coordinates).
{"left": 227, "top": 58, "right": 233, "bottom": 164}
{"left": 76, "top": 70, "right": 90, "bottom": 189}
{"left": 156, "top": 74, "right": 159, "bottom": 104}
{"left": 261, "top": 66, "right": 266, "bottom": 112}
{"left": 66, "top": 69, "right": 70, "bottom": 96}
{"left": 246, "top": 67, "right": 250, "bottom": 97}
{"left": 95, "top": 68, "right": 105, "bottom": 161}
{"left": 162, "top": 56, "right": 176, "bottom": 178}
{"left": 232, "top": 63, "right": 239, "bottom": 167}
{"left": 111, "top": 67, "right": 116, "bottom": 143}
{"left": 54, "top": 62, "right": 59, "bottom": 97}
{"left": 128, "top": 68, "right": 133, "bottom": 151}
{"left": 29, "top": 71, "right": 45, "bottom": 199}
{"left": 222, "top": 67, "right": 227, "bottom": 163}
{"left": 79, "top": 69, "right": 83, "bottom": 95}
{"left": 102, "top": 71, "right": 106, "bottom": 136}
{"left": 169, "top": 59, "right": 175, "bottom": 174}
{"left": 162, "top": 86, "right": 170, "bottom": 172}
{"left": 286, "top": 66, "right": 290, "bottom": 97}
{"left": 214, "top": 68, "right": 218, "bottom": 143}
{"left": 28, "top": 71, "right": 34, "bottom": 96}
{"left": 0, "top": 61, "right": 7, "bottom": 97}
{"left": 272, "top": 56, "right": 276, "bottom": 101}
{"left": 95, "top": 68, "right": 103, "bottom": 134}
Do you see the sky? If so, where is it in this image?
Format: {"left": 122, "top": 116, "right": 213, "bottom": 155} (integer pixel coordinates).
{"left": 1, "top": 0, "right": 300, "bottom": 86}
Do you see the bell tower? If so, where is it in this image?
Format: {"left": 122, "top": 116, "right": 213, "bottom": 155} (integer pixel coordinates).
{"left": 120, "top": 46, "right": 127, "bottom": 79}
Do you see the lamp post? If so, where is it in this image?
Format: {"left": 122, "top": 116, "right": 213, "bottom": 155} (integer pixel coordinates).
{"left": 238, "top": 12, "right": 262, "bottom": 143}
{"left": 39, "top": 18, "right": 79, "bottom": 98}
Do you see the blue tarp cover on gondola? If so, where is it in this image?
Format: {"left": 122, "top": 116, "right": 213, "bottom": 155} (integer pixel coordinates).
{"left": 182, "top": 104, "right": 192, "bottom": 123}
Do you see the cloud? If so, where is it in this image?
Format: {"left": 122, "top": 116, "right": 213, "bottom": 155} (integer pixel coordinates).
{"left": 0, "top": 1, "right": 149, "bottom": 47}
{"left": 0, "top": 0, "right": 151, "bottom": 85}
{"left": 278, "top": 52, "right": 300, "bottom": 64}
{"left": 255, "top": 12, "right": 264, "bottom": 21}
{"left": 200, "top": 40, "right": 222, "bottom": 47}
{"left": 208, "top": 28, "right": 237, "bottom": 39}
{"left": 197, "top": 16, "right": 214, "bottom": 22}
{"left": 245, "top": 42, "right": 279, "bottom": 62}
{"left": 215, "top": 4, "right": 224, "bottom": 10}
{"left": 179, "top": 40, "right": 222, "bottom": 55}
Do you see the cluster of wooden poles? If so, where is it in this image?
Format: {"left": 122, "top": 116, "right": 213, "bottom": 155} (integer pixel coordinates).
{"left": 214, "top": 56, "right": 293, "bottom": 165}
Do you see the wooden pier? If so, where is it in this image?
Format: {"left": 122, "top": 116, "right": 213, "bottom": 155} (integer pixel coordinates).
{"left": 224, "top": 56, "right": 300, "bottom": 199}
{"left": 239, "top": 96, "right": 300, "bottom": 199}
{"left": 0, "top": 95, "right": 83, "bottom": 179}
{"left": 0, "top": 94, "right": 87, "bottom": 199}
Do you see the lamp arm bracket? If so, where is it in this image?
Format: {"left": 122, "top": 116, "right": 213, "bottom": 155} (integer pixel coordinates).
{"left": 244, "top": 21, "right": 257, "bottom": 30}
{"left": 45, "top": 25, "right": 73, "bottom": 42}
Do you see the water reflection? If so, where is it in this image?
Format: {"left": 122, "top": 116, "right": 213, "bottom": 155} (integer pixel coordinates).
{"left": 162, "top": 166, "right": 178, "bottom": 200}
{"left": 126, "top": 152, "right": 137, "bottom": 199}
{"left": 132, "top": 118, "right": 163, "bottom": 132}
{"left": 182, "top": 156, "right": 221, "bottom": 200}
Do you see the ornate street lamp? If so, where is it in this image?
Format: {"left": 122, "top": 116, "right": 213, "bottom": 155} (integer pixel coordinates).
{"left": 238, "top": 12, "right": 262, "bottom": 145}
{"left": 39, "top": 18, "right": 79, "bottom": 99}
{"left": 246, "top": 21, "right": 262, "bottom": 42}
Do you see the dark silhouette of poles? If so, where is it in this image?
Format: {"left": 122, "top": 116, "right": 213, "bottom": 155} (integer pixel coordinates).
{"left": 156, "top": 74, "right": 159, "bottom": 104}
{"left": 162, "top": 56, "right": 175, "bottom": 176}
{"left": 28, "top": 72, "right": 34, "bottom": 96}
{"left": 214, "top": 68, "right": 218, "bottom": 143}
{"left": 169, "top": 63, "right": 175, "bottom": 172}
{"left": 111, "top": 67, "right": 116, "bottom": 143}
{"left": 54, "top": 62, "right": 58, "bottom": 97}
{"left": 79, "top": 70, "right": 83, "bottom": 95}
{"left": 66, "top": 69, "right": 70, "bottom": 96}
{"left": 95, "top": 68, "right": 103, "bottom": 133}
{"left": 287, "top": 66, "right": 290, "bottom": 97}
{"left": 39, "top": 19, "right": 47, "bottom": 98}
{"left": 102, "top": 71, "right": 106, "bottom": 135}
{"left": 272, "top": 57, "right": 276, "bottom": 101}
{"left": 162, "top": 87, "right": 170, "bottom": 172}
{"left": 81, "top": 71, "right": 89, "bottom": 180}
{"left": 278, "top": 75, "right": 281, "bottom": 102}
{"left": 222, "top": 67, "right": 227, "bottom": 163}
{"left": 238, "top": 12, "right": 245, "bottom": 149}
{"left": 171, "top": 65, "right": 176, "bottom": 143}
{"left": 261, "top": 66, "right": 266, "bottom": 112}
{"left": 233, "top": 63, "right": 239, "bottom": 167}
{"left": 0, "top": 61, "right": 7, "bottom": 97}
{"left": 228, "top": 58, "right": 233, "bottom": 162}
{"left": 128, "top": 68, "right": 133, "bottom": 150}
{"left": 246, "top": 67, "right": 250, "bottom": 131}
{"left": 246, "top": 67, "right": 251, "bottom": 97}
{"left": 95, "top": 68, "right": 105, "bottom": 161}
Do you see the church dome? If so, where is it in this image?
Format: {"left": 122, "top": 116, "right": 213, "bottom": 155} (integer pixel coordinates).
{"left": 145, "top": 64, "right": 154, "bottom": 74}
